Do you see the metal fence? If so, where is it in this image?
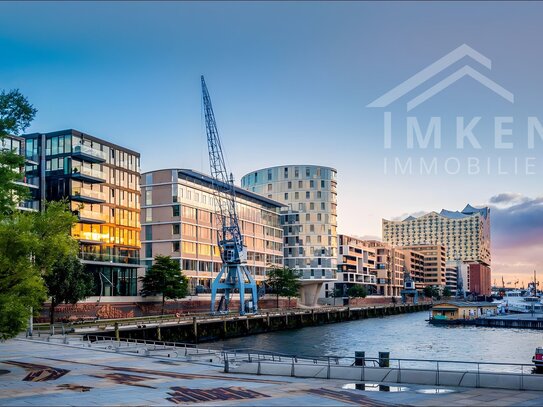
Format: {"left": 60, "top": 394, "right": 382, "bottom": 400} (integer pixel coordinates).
{"left": 221, "top": 348, "right": 540, "bottom": 390}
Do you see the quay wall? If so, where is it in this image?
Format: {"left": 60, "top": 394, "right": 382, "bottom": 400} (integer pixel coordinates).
{"left": 94, "top": 303, "right": 430, "bottom": 343}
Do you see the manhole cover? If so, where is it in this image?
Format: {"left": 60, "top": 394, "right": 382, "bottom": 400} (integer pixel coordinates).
{"left": 416, "top": 388, "right": 456, "bottom": 394}
{"left": 342, "top": 383, "right": 410, "bottom": 392}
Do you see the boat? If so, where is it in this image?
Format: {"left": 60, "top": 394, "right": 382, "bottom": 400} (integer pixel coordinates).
{"left": 533, "top": 347, "right": 543, "bottom": 372}
{"left": 502, "top": 290, "right": 543, "bottom": 314}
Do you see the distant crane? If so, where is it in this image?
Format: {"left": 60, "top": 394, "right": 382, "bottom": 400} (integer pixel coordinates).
{"left": 201, "top": 76, "right": 259, "bottom": 315}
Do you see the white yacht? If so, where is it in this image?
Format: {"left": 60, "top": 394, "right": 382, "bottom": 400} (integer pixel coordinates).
{"left": 502, "top": 290, "right": 543, "bottom": 314}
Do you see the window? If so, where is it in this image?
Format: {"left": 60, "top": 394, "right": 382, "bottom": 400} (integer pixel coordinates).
{"left": 306, "top": 167, "right": 310, "bottom": 177}
{"left": 284, "top": 193, "right": 288, "bottom": 200}
{"left": 321, "top": 180, "right": 325, "bottom": 188}
{"left": 172, "top": 205, "right": 180, "bottom": 217}
{"left": 295, "top": 167, "right": 299, "bottom": 178}
{"left": 288, "top": 181, "right": 292, "bottom": 189}
{"left": 317, "top": 191, "right": 322, "bottom": 199}
{"left": 172, "top": 241, "right": 180, "bottom": 252}
{"left": 295, "top": 192, "right": 299, "bottom": 199}
{"left": 145, "top": 188, "right": 152, "bottom": 205}
{"left": 306, "top": 191, "right": 310, "bottom": 199}
{"left": 145, "top": 243, "right": 152, "bottom": 258}
{"left": 310, "top": 180, "right": 315, "bottom": 188}
{"left": 145, "top": 226, "right": 152, "bottom": 240}
{"left": 284, "top": 167, "right": 288, "bottom": 178}
{"left": 267, "top": 184, "right": 272, "bottom": 191}
{"left": 321, "top": 202, "right": 325, "bottom": 210}
{"left": 310, "top": 202, "right": 315, "bottom": 210}
{"left": 172, "top": 224, "right": 180, "bottom": 235}
{"left": 298, "top": 180, "right": 303, "bottom": 188}
{"left": 267, "top": 170, "right": 272, "bottom": 181}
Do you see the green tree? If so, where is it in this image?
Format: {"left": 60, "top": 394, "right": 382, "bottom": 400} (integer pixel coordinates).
{"left": 0, "top": 201, "right": 79, "bottom": 338}
{"left": 44, "top": 254, "right": 93, "bottom": 324}
{"left": 0, "top": 89, "right": 37, "bottom": 214}
{"left": 347, "top": 285, "right": 368, "bottom": 299}
{"left": 0, "top": 213, "right": 46, "bottom": 339}
{"left": 442, "top": 286, "right": 452, "bottom": 298}
{"left": 140, "top": 256, "right": 189, "bottom": 315}
{"left": 266, "top": 267, "right": 301, "bottom": 308}
{"left": 423, "top": 285, "right": 442, "bottom": 300}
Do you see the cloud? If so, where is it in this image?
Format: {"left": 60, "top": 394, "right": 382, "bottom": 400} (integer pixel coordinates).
{"left": 489, "top": 195, "right": 543, "bottom": 249}
{"left": 390, "top": 211, "right": 428, "bottom": 221}
{"left": 489, "top": 192, "right": 528, "bottom": 206}
{"left": 487, "top": 194, "right": 543, "bottom": 284}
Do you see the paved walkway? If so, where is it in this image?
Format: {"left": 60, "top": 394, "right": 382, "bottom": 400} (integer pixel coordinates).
{"left": 1, "top": 339, "right": 542, "bottom": 406}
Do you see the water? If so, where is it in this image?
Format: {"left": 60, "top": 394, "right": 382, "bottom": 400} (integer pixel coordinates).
{"left": 218, "top": 312, "right": 542, "bottom": 366}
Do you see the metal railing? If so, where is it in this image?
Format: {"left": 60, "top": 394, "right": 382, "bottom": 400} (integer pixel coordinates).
{"left": 83, "top": 335, "right": 215, "bottom": 356}
{"left": 221, "top": 348, "right": 539, "bottom": 390}
{"left": 73, "top": 145, "right": 107, "bottom": 161}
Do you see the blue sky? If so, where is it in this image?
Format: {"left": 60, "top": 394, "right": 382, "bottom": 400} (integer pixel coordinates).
{"left": 2, "top": 1, "right": 542, "bottom": 283}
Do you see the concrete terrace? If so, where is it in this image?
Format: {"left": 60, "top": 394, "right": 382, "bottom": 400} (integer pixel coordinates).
{"left": 1, "top": 338, "right": 543, "bottom": 406}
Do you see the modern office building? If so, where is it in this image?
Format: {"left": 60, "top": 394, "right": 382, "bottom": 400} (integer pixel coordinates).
{"left": 241, "top": 165, "right": 337, "bottom": 305}
{"left": 140, "top": 169, "right": 284, "bottom": 292}
{"left": 382, "top": 204, "right": 491, "bottom": 266}
{"left": 1, "top": 134, "right": 40, "bottom": 211}
{"left": 335, "top": 234, "right": 378, "bottom": 298}
{"left": 403, "top": 244, "right": 447, "bottom": 287}
{"left": 23, "top": 129, "right": 142, "bottom": 296}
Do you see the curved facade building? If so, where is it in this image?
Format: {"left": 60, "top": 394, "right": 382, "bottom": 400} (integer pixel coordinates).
{"left": 241, "top": 165, "right": 337, "bottom": 303}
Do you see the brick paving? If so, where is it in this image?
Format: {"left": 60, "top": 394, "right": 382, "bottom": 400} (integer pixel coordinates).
{"left": 0, "top": 339, "right": 542, "bottom": 406}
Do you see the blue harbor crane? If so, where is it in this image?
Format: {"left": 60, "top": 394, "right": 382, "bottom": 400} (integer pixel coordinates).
{"left": 201, "top": 76, "right": 259, "bottom": 315}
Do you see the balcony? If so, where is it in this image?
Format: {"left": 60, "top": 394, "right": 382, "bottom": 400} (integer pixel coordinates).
{"left": 79, "top": 252, "right": 140, "bottom": 265}
{"left": 71, "top": 166, "right": 106, "bottom": 184}
{"left": 17, "top": 200, "right": 40, "bottom": 212}
{"left": 14, "top": 175, "right": 39, "bottom": 189}
{"left": 72, "top": 145, "right": 107, "bottom": 163}
{"left": 74, "top": 208, "right": 108, "bottom": 224}
{"left": 71, "top": 187, "right": 106, "bottom": 204}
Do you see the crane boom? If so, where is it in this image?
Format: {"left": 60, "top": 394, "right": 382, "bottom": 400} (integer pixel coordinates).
{"left": 201, "top": 76, "right": 243, "bottom": 262}
{"left": 201, "top": 76, "right": 258, "bottom": 315}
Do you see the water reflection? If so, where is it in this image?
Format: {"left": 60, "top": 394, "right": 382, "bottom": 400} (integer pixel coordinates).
{"left": 218, "top": 312, "right": 541, "bottom": 367}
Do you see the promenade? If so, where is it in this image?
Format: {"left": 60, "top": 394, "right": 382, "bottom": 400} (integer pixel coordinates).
{"left": 1, "top": 337, "right": 543, "bottom": 406}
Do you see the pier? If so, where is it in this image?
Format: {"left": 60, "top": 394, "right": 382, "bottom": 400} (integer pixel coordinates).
{"left": 429, "top": 313, "right": 543, "bottom": 330}
{"left": 50, "top": 303, "right": 431, "bottom": 343}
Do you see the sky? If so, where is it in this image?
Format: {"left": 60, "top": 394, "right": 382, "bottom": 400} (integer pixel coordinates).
{"left": 1, "top": 1, "right": 542, "bottom": 286}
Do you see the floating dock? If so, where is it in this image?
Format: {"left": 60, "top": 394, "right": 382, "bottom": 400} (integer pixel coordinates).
{"left": 429, "top": 314, "right": 543, "bottom": 330}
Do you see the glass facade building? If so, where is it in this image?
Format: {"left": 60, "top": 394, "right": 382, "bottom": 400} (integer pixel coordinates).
{"left": 23, "top": 129, "right": 141, "bottom": 296}
{"left": 1, "top": 135, "right": 40, "bottom": 211}
{"left": 141, "top": 169, "right": 283, "bottom": 292}
{"left": 241, "top": 165, "right": 338, "bottom": 282}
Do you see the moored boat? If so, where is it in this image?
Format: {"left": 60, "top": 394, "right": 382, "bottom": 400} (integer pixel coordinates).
{"left": 533, "top": 347, "right": 543, "bottom": 372}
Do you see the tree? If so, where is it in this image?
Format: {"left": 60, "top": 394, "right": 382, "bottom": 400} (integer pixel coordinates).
{"left": 423, "top": 285, "right": 442, "bottom": 300}
{"left": 347, "top": 285, "right": 368, "bottom": 299}
{"left": 0, "top": 89, "right": 37, "bottom": 215}
{"left": 0, "top": 201, "right": 79, "bottom": 338}
{"left": 140, "top": 256, "right": 189, "bottom": 315}
{"left": 266, "top": 267, "right": 301, "bottom": 308}
{"left": 44, "top": 254, "right": 93, "bottom": 324}
{"left": 442, "top": 286, "right": 452, "bottom": 298}
{"left": 0, "top": 213, "right": 46, "bottom": 339}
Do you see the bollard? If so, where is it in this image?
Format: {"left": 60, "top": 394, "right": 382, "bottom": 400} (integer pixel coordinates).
{"left": 378, "top": 351, "right": 390, "bottom": 367}
{"left": 192, "top": 317, "right": 198, "bottom": 343}
{"left": 114, "top": 322, "right": 120, "bottom": 341}
{"left": 157, "top": 325, "right": 161, "bottom": 341}
{"left": 354, "top": 351, "right": 365, "bottom": 366}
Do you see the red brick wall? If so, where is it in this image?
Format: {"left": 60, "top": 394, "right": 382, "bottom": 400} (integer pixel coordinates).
{"left": 37, "top": 297, "right": 293, "bottom": 323}
{"left": 468, "top": 263, "right": 491, "bottom": 296}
